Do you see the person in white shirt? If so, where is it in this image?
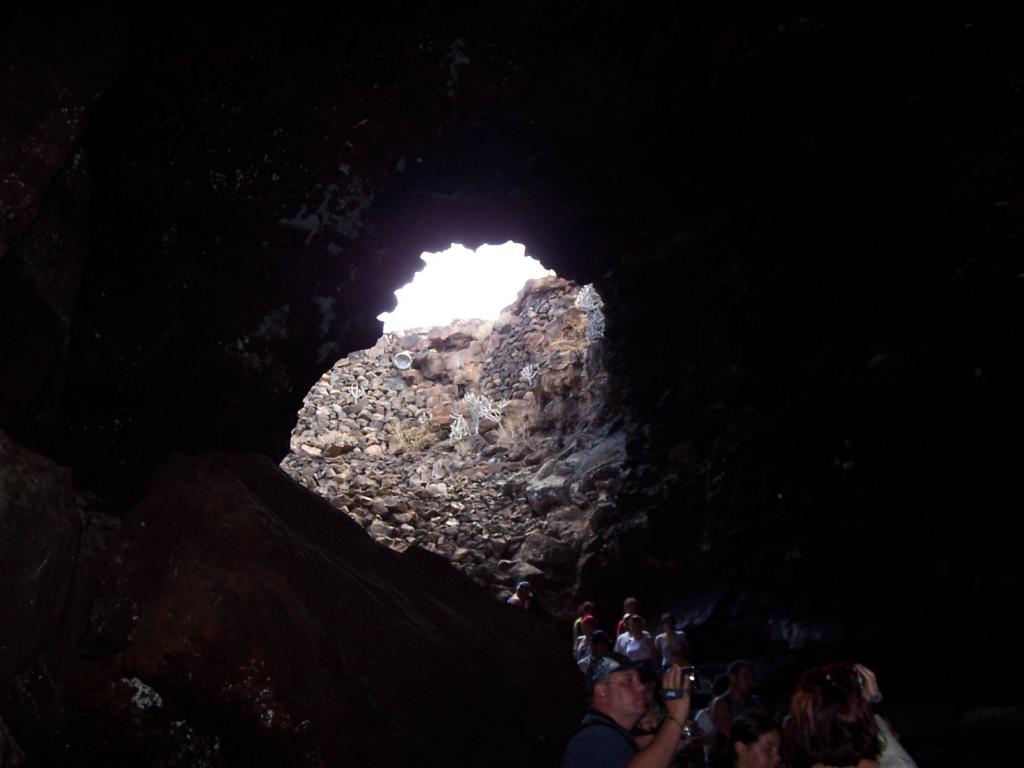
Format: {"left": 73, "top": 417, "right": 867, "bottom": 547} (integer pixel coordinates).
{"left": 654, "top": 613, "right": 691, "bottom": 671}
{"left": 615, "top": 614, "right": 657, "bottom": 670}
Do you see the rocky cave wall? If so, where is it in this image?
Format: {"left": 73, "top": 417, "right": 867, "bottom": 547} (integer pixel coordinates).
{"left": 282, "top": 276, "right": 626, "bottom": 612}
{"left": 2, "top": 4, "right": 1023, "bottom": 765}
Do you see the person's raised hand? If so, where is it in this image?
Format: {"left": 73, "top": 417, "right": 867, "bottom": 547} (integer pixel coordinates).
{"left": 854, "top": 663, "right": 883, "bottom": 704}
{"left": 661, "top": 664, "right": 691, "bottom": 726}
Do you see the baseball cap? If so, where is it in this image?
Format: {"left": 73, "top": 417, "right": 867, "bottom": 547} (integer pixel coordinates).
{"left": 585, "top": 652, "right": 640, "bottom": 692}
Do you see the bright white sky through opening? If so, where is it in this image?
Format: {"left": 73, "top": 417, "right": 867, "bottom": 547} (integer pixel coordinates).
{"left": 377, "top": 242, "right": 554, "bottom": 333}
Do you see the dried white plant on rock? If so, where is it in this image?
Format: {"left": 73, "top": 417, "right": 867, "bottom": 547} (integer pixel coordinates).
{"left": 449, "top": 412, "right": 469, "bottom": 444}
{"left": 574, "top": 283, "right": 604, "bottom": 312}
{"left": 574, "top": 283, "right": 605, "bottom": 340}
{"left": 462, "top": 392, "right": 510, "bottom": 435}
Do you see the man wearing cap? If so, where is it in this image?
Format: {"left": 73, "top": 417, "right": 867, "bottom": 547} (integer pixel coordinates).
{"left": 578, "top": 629, "right": 613, "bottom": 673}
{"left": 562, "top": 653, "right": 691, "bottom": 768}
{"left": 507, "top": 581, "right": 534, "bottom": 610}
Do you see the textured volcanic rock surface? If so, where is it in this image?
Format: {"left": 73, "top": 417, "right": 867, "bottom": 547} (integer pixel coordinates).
{"left": 282, "top": 276, "right": 624, "bottom": 611}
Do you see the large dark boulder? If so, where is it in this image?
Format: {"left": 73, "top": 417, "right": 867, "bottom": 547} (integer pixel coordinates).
{"left": 64, "top": 452, "right": 580, "bottom": 766}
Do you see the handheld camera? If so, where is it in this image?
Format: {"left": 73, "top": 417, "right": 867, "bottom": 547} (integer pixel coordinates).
{"left": 660, "top": 666, "right": 698, "bottom": 700}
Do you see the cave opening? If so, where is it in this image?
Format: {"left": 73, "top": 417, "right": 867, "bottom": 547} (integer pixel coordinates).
{"left": 376, "top": 241, "right": 555, "bottom": 333}
{"left": 282, "top": 245, "right": 614, "bottom": 611}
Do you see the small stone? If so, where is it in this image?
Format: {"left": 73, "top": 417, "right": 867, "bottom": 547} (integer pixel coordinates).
{"left": 509, "top": 561, "right": 546, "bottom": 584}
{"left": 383, "top": 497, "right": 407, "bottom": 512}
{"left": 489, "top": 538, "right": 509, "bottom": 557}
{"left": 425, "top": 482, "right": 448, "bottom": 497}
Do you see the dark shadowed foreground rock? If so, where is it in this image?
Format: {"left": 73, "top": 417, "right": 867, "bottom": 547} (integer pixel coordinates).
{"left": 0, "top": 433, "right": 80, "bottom": 767}
{"left": 71, "top": 453, "right": 581, "bottom": 766}
{"left": 0, "top": 432, "right": 79, "bottom": 683}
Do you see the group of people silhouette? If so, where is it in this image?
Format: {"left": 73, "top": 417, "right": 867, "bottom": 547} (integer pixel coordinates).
{"left": 561, "top": 597, "right": 916, "bottom": 768}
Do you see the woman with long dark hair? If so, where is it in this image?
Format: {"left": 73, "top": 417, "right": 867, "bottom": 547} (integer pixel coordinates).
{"left": 784, "top": 662, "right": 916, "bottom": 768}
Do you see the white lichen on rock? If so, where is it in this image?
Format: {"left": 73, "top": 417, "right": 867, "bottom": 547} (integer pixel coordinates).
{"left": 278, "top": 176, "right": 374, "bottom": 246}
{"left": 124, "top": 677, "right": 163, "bottom": 710}
{"left": 445, "top": 38, "right": 471, "bottom": 100}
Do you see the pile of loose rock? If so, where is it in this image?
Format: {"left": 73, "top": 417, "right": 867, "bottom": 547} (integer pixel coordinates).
{"left": 281, "top": 276, "right": 626, "bottom": 605}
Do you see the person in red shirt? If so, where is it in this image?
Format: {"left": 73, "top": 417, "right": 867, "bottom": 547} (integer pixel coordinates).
{"left": 615, "top": 596, "right": 640, "bottom": 637}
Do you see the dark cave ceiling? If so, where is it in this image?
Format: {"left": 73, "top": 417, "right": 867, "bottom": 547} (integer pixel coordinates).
{"left": 1, "top": 4, "right": 1023, "bottom": 762}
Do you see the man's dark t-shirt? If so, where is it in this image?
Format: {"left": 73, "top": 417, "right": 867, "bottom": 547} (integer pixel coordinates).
{"left": 562, "top": 710, "right": 638, "bottom": 768}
